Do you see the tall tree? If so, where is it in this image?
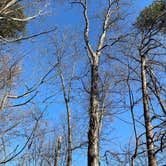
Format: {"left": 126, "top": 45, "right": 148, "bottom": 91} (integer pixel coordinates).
{"left": 71, "top": 0, "right": 121, "bottom": 165}
{"left": 133, "top": 1, "right": 166, "bottom": 165}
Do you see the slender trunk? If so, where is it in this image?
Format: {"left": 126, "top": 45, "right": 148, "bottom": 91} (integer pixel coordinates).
{"left": 131, "top": 159, "right": 135, "bottom": 166}
{"left": 58, "top": 68, "right": 72, "bottom": 166}
{"left": 88, "top": 57, "right": 100, "bottom": 166}
{"left": 54, "top": 136, "right": 62, "bottom": 166}
{"left": 141, "top": 55, "right": 157, "bottom": 166}
{"left": 127, "top": 80, "right": 138, "bottom": 166}
{"left": 65, "top": 99, "right": 72, "bottom": 166}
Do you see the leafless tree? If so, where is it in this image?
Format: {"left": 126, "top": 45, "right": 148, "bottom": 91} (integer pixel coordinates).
{"left": 69, "top": 0, "right": 124, "bottom": 165}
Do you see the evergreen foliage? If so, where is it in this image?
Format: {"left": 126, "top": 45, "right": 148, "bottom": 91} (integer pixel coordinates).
{"left": 0, "top": 0, "right": 26, "bottom": 38}
{"left": 135, "top": 0, "right": 166, "bottom": 33}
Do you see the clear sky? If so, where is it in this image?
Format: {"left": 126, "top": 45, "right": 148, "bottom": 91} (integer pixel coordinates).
{"left": 44, "top": 1, "right": 155, "bottom": 166}
{"left": 3, "top": 0, "right": 158, "bottom": 165}
{"left": 27, "top": 1, "right": 154, "bottom": 166}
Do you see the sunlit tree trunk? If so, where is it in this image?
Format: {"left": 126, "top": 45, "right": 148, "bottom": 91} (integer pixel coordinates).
{"left": 65, "top": 100, "right": 72, "bottom": 166}
{"left": 141, "top": 55, "right": 157, "bottom": 166}
{"left": 54, "top": 136, "right": 62, "bottom": 166}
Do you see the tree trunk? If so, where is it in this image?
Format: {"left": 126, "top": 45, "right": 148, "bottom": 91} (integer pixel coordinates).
{"left": 88, "top": 57, "right": 100, "bottom": 166}
{"left": 54, "top": 136, "right": 62, "bottom": 166}
{"left": 58, "top": 68, "right": 73, "bottom": 166}
{"left": 66, "top": 99, "right": 72, "bottom": 166}
{"left": 141, "top": 55, "right": 157, "bottom": 166}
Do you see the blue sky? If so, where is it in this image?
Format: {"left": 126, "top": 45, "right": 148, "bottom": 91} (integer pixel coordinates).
{"left": 43, "top": 1, "right": 155, "bottom": 166}
{"left": 26, "top": 1, "right": 154, "bottom": 166}
{"left": 2, "top": 0, "right": 160, "bottom": 165}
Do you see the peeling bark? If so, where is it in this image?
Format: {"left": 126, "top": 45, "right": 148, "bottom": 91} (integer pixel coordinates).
{"left": 88, "top": 58, "right": 100, "bottom": 166}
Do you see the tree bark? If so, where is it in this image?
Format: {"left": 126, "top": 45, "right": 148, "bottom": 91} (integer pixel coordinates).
{"left": 65, "top": 99, "right": 72, "bottom": 166}
{"left": 54, "top": 136, "right": 62, "bottom": 166}
{"left": 77, "top": 1, "right": 112, "bottom": 165}
{"left": 88, "top": 57, "right": 100, "bottom": 166}
{"left": 141, "top": 55, "right": 157, "bottom": 166}
{"left": 58, "top": 66, "right": 73, "bottom": 166}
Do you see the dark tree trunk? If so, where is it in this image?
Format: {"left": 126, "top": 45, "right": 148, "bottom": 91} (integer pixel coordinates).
{"left": 88, "top": 58, "right": 100, "bottom": 166}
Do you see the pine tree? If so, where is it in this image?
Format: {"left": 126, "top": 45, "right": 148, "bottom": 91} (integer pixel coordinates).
{"left": 0, "top": 0, "right": 26, "bottom": 38}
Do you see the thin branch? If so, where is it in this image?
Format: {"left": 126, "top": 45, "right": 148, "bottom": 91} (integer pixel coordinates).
{"left": 0, "top": 28, "right": 57, "bottom": 43}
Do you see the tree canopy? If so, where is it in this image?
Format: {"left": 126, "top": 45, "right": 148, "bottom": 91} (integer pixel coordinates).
{"left": 0, "top": 0, "right": 26, "bottom": 38}
{"left": 135, "top": 0, "right": 166, "bottom": 33}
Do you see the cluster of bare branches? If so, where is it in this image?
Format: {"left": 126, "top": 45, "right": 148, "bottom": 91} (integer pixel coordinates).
{"left": 0, "top": 0, "right": 165, "bottom": 166}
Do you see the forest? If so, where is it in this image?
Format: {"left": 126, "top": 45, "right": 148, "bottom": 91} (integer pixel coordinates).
{"left": 0, "top": 0, "right": 166, "bottom": 166}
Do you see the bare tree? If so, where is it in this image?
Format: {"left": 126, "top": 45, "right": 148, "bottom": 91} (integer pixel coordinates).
{"left": 135, "top": 3, "right": 166, "bottom": 164}
{"left": 57, "top": 56, "right": 73, "bottom": 166}
{"left": 70, "top": 0, "right": 122, "bottom": 165}
{"left": 121, "top": 26, "right": 166, "bottom": 166}
{"left": 139, "top": 34, "right": 157, "bottom": 166}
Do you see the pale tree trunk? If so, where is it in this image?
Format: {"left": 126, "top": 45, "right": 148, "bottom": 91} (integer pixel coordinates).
{"left": 141, "top": 55, "right": 157, "bottom": 166}
{"left": 58, "top": 65, "right": 73, "bottom": 166}
{"left": 65, "top": 99, "right": 72, "bottom": 166}
{"left": 88, "top": 57, "right": 100, "bottom": 166}
{"left": 127, "top": 76, "right": 138, "bottom": 166}
{"left": 54, "top": 136, "right": 62, "bottom": 166}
